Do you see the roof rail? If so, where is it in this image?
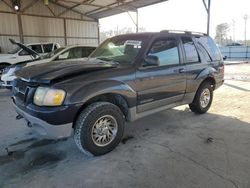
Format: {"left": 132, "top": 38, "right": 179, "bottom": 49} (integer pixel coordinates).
{"left": 160, "top": 30, "right": 207, "bottom": 36}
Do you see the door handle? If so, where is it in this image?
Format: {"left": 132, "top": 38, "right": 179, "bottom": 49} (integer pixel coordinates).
{"left": 178, "top": 68, "right": 186, "bottom": 73}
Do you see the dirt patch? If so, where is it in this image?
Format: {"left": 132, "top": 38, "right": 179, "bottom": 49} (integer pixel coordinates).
{"left": 10, "top": 138, "right": 37, "bottom": 147}
{"left": 0, "top": 138, "right": 68, "bottom": 166}
{"left": 28, "top": 152, "right": 66, "bottom": 169}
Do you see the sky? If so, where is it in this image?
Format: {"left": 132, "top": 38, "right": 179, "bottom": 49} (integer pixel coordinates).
{"left": 99, "top": 0, "right": 250, "bottom": 40}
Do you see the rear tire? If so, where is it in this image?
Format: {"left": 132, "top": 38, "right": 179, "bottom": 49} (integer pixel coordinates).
{"left": 189, "top": 82, "right": 213, "bottom": 114}
{"left": 74, "top": 102, "right": 125, "bottom": 156}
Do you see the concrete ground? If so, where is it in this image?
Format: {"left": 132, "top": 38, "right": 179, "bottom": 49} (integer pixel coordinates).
{"left": 0, "top": 64, "right": 250, "bottom": 188}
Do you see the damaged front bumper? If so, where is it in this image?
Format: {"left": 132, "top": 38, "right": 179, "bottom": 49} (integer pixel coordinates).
{"left": 14, "top": 103, "right": 73, "bottom": 139}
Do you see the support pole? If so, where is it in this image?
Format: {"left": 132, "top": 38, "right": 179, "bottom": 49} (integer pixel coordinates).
{"left": 17, "top": 13, "right": 24, "bottom": 43}
{"left": 127, "top": 9, "right": 139, "bottom": 33}
{"left": 63, "top": 18, "right": 67, "bottom": 45}
{"left": 203, "top": 0, "right": 211, "bottom": 35}
{"left": 136, "top": 9, "right": 139, "bottom": 33}
{"left": 243, "top": 15, "right": 248, "bottom": 46}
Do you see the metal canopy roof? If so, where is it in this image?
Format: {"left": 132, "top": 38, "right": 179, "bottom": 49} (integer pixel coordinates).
{"left": 54, "top": 0, "right": 169, "bottom": 19}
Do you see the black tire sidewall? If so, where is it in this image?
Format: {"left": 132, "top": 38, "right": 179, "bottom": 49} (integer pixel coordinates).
{"left": 76, "top": 102, "right": 124, "bottom": 156}
{"left": 192, "top": 82, "right": 213, "bottom": 114}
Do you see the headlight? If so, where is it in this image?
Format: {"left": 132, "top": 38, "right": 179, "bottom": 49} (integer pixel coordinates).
{"left": 33, "top": 87, "right": 66, "bottom": 106}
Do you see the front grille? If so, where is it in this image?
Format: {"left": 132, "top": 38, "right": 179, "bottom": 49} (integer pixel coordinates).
{"left": 13, "top": 79, "right": 35, "bottom": 103}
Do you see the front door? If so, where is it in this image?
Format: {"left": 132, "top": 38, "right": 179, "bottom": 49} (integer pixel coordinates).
{"left": 136, "top": 36, "right": 186, "bottom": 113}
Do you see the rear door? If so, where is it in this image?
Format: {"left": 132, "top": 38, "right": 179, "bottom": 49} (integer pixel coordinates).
{"left": 136, "top": 35, "right": 186, "bottom": 112}
{"left": 179, "top": 36, "right": 212, "bottom": 94}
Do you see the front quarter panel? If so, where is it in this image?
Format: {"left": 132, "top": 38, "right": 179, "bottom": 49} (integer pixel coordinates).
{"left": 63, "top": 80, "right": 137, "bottom": 108}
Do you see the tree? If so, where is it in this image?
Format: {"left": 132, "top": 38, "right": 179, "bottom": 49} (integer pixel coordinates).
{"left": 215, "top": 23, "right": 230, "bottom": 46}
{"left": 100, "top": 27, "right": 146, "bottom": 42}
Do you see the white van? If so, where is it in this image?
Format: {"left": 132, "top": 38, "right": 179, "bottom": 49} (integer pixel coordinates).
{"left": 0, "top": 42, "right": 60, "bottom": 73}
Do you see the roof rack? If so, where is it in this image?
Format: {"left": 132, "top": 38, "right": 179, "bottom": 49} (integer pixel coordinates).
{"left": 160, "top": 30, "right": 207, "bottom": 36}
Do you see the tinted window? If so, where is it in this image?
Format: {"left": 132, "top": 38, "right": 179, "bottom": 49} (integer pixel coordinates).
{"left": 196, "top": 43, "right": 211, "bottom": 62}
{"left": 181, "top": 37, "right": 199, "bottom": 63}
{"left": 195, "top": 36, "right": 221, "bottom": 61}
{"left": 82, "top": 47, "right": 96, "bottom": 57}
{"left": 31, "top": 45, "right": 43, "bottom": 53}
{"left": 68, "top": 47, "right": 83, "bottom": 59}
{"left": 19, "top": 49, "right": 29, "bottom": 56}
{"left": 43, "top": 44, "right": 53, "bottom": 53}
{"left": 148, "top": 38, "right": 179, "bottom": 66}
{"left": 57, "top": 47, "right": 83, "bottom": 60}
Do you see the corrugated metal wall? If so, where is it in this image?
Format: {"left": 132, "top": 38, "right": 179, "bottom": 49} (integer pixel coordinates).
{"left": 220, "top": 46, "right": 250, "bottom": 60}
{"left": 0, "top": 0, "right": 99, "bottom": 53}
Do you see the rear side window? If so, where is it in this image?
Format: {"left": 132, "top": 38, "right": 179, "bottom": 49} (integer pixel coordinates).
{"left": 82, "top": 47, "right": 96, "bottom": 57}
{"left": 148, "top": 37, "right": 179, "bottom": 66}
{"left": 195, "top": 36, "right": 221, "bottom": 61}
{"left": 68, "top": 47, "right": 83, "bottom": 59}
{"left": 31, "top": 45, "right": 43, "bottom": 53}
{"left": 181, "top": 37, "right": 199, "bottom": 63}
{"left": 43, "top": 44, "right": 53, "bottom": 53}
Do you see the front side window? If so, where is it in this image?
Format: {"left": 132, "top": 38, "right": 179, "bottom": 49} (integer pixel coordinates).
{"left": 90, "top": 36, "right": 148, "bottom": 64}
{"left": 31, "top": 45, "right": 43, "bottom": 53}
{"left": 181, "top": 37, "right": 199, "bottom": 63}
{"left": 148, "top": 37, "right": 179, "bottom": 66}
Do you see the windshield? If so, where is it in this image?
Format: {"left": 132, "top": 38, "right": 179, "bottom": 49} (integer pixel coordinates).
{"left": 8, "top": 46, "right": 21, "bottom": 54}
{"left": 42, "top": 47, "right": 66, "bottom": 59}
{"left": 90, "top": 35, "right": 148, "bottom": 64}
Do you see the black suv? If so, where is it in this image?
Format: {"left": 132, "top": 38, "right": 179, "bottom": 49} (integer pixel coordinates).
{"left": 12, "top": 31, "right": 224, "bottom": 156}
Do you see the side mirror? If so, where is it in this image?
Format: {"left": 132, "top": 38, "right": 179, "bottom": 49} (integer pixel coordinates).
{"left": 143, "top": 55, "right": 159, "bottom": 67}
{"left": 223, "top": 56, "right": 227, "bottom": 60}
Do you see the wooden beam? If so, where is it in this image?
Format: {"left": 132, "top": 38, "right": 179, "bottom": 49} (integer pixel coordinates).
{"left": 2, "top": 0, "right": 13, "bottom": 10}
{"left": 57, "top": 0, "right": 91, "bottom": 17}
{"left": 49, "top": 0, "right": 94, "bottom": 19}
{"left": 21, "top": 0, "right": 39, "bottom": 13}
{"left": 0, "top": 10, "right": 96, "bottom": 22}
{"left": 46, "top": 4, "right": 56, "bottom": 16}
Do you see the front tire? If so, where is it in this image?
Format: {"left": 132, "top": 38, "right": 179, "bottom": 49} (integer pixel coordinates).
{"left": 189, "top": 82, "right": 213, "bottom": 114}
{"left": 74, "top": 102, "right": 125, "bottom": 156}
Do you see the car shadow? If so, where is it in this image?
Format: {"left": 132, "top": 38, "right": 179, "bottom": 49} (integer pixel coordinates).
{"left": 1, "top": 107, "right": 250, "bottom": 187}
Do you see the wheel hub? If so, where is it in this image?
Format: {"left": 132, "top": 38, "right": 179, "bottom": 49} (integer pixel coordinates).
{"left": 91, "top": 115, "right": 118, "bottom": 147}
{"left": 200, "top": 88, "right": 211, "bottom": 108}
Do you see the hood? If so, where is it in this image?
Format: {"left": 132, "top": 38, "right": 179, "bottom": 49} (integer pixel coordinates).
{"left": 16, "top": 58, "right": 118, "bottom": 84}
{"left": 9, "top": 38, "right": 40, "bottom": 58}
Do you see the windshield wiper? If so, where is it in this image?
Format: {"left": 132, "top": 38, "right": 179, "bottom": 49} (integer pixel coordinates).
{"left": 96, "top": 57, "right": 120, "bottom": 65}
{"left": 97, "top": 57, "right": 114, "bottom": 61}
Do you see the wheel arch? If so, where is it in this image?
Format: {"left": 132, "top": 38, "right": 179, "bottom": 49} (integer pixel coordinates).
{"left": 72, "top": 92, "right": 131, "bottom": 128}
{"left": 0, "top": 62, "right": 11, "bottom": 67}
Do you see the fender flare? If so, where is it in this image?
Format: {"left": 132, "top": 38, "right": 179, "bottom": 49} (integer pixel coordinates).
{"left": 67, "top": 80, "right": 137, "bottom": 108}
